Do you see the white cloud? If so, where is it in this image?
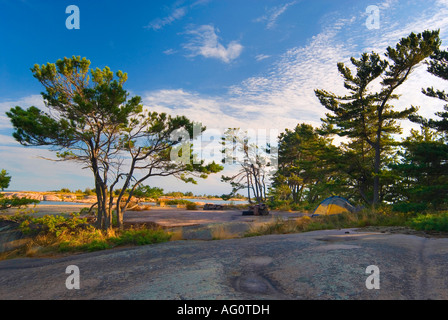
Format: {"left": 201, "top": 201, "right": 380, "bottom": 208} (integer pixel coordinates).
{"left": 147, "top": 7, "right": 187, "bottom": 31}
{"left": 141, "top": 15, "right": 356, "bottom": 136}
{"left": 255, "top": 54, "right": 271, "bottom": 61}
{"left": 5, "top": 0, "right": 448, "bottom": 193}
{"left": 361, "top": 0, "right": 448, "bottom": 54}
{"left": 163, "top": 48, "right": 177, "bottom": 55}
{"left": 145, "top": 0, "right": 448, "bottom": 141}
{"left": 146, "top": 0, "right": 210, "bottom": 31}
{"left": 183, "top": 25, "right": 244, "bottom": 63}
{"left": 255, "top": 1, "right": 298, "bottom": 30}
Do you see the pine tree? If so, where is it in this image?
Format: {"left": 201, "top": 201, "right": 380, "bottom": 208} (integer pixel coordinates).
{"left": 316, "top": 30, "right": 441, "bottom": 206}
{"left": 411, "top": 49, "right": 448, "bottom": 133}
{"left": 6, "top": 56, "right": 222, "bottom": 230}
{"left": 390, "top": 128, "right": 448, "bottom": 210}
{"left": 273, "top": 123, "right": 342, "bottom": 205}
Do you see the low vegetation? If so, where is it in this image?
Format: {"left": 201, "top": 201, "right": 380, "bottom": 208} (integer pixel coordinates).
{"left": 0, "top": 213, "right": 173, "bottom": 260}
{"left": 407, "top": 212, "right": 448, "bottom": 232}
{"left": 245, "top": 208, "right": 448, "bottom": 237}
{"left": 2, "top": 202, "right": 448, "bottom": 261}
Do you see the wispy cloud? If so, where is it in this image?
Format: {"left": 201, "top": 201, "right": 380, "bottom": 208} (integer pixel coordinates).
{"left": 255, "top": 1, "right": 298, "bottom": 30}
{"left": 147, "top": 7, "right": 187, "bottom": 31}
{"left": 144, "top": 0, "right": 448, "bottom": 138}
{"left": 255, "top": 54, "right": 271, "bottom": 62}
{"left": 5, "top": 0, "right": 448, "bottom": 192}
{"left": 182, "top": 25, "right": 243, "bottom": 63}
{"left": 146, "top": 0, "right": 210, "bottom": 31}
{"left": 163, "top": 48, "right": 177, "bottom": 55}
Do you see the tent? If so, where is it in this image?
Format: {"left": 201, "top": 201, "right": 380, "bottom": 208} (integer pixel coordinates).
{"left": 312, "top": 196, "right": 355, "bottom": 217}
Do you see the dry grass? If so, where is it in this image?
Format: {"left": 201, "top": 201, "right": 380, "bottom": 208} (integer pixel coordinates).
{"left": 244, "top": 208, "right": 411, "bottom": 237}
{"left": 169, "top": 227, "right": 184, "bottom": 241}
{"left": 245, "top": 216, "right": 311, "bottom": 236}
{"left": 210, "top": 225, "right": 240, "bottom": 240}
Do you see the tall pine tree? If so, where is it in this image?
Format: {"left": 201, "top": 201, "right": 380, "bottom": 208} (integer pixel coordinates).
{"left": 316, "top": 30, "right": 441, "bottom": 206}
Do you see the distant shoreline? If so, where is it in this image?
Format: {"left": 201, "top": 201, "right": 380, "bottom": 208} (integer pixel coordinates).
{"left": 0, "top": 191, "right": 247, "bottom": 204}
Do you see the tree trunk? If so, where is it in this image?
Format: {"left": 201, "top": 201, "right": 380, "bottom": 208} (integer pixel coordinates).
{"left": 116, "top": 205, "right": 123, "bottom": 230}
{"left": 373, "top": 143, "right": 381, "bottom": 207}
{"left": 246, "top": 173, "right": 252, "bottom": 204}
{"left": 94, "top": 178, "right": 112, "bottom": 231}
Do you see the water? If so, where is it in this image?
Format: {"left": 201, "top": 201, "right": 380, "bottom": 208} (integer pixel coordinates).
{"left": 38, "top": 201, "right": 88, "bottom": 206}
{"left": 38, "top": 199, "right": 248, "bottom": 206}
{"left": 181, "top": 198, "right": 247, "bottom": 205}
{"left": 145, "top": 198, "right": 248, "bottom": 205}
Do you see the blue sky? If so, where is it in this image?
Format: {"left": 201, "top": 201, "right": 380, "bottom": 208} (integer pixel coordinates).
{"left": 1, "top": 0, "right": 448, "bottom": 194}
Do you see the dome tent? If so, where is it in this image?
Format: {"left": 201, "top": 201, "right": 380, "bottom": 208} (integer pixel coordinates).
{"left": 312, "top": 196, "right": 356, "bottom": 217}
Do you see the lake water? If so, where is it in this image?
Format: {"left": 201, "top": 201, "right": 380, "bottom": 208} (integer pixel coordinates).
{"left": 38, "top": 201, "right": 88, "bottom": 206}
{"left": 38, "top": 199, "right": 247, "bottom": 206}
{"left": 157, "top": 198, "right": 248, "bottom": 205}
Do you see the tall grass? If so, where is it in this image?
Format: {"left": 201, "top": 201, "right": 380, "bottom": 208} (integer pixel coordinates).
{"left": 211, "top": 225, "right": 240, "bottom": 240}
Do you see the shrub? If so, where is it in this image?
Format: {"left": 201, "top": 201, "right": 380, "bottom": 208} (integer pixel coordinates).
{"left": 59, "top": 230, "right": 112, "bottom": 252}
{"left": 19, "top": 213, "right": 91, "bottom": 237}
{"left": 163, "top": 199, "right": 192, "bottom": 206}
{"left": 186, "top": 202, "right": 197, "bottom": 210}
{"left": 408, "top": 212, "right": 448, "bottom": 232}
{"left": 392, "top": 202, "right": 428, "bottom": 213}
{"left": 266, "top": 199, "right": 290, "bottom": 210}
{"left": 0, "top": 195, "right": 40, "bottom": 211}
{"left": 84, "top": 188, "right": 95, "bottom": 196}
{"left": 1, "top": 214, "right": 173, "bottom": 258}
{"left": 110, "top": 228, "right": 172, "bottom": 246}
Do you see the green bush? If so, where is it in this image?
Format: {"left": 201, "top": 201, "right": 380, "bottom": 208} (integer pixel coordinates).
{"left": 0, "top": 195, "right": 40, "bottom": 211}
{"left": 110, "top": 229, "right": 172, "bottom": 246}
{"left": 408, "top": 212, "right": 448, "bottom": 232}
{"left": 266, "top": 199, "right": 315, "bottom": 212}
{"left": 84, "top": 188, "right": 95, "bottom": 196}
{"left": 19, "top": 213, "right": 91, "bottom": 236}
{"left": 162, "top": 199, "right": 193, "bottom": 205}
{"left": 1, "top": 213, "right": 174, "bottom": 258}
{"left": 60, "top": 238, "right": 112, "bottom": 253}
{"left": 392, "top": 202, "right": 428, "bottom": 213}
{"left": 186, "top": 202, "right": 198, "bottom": 210}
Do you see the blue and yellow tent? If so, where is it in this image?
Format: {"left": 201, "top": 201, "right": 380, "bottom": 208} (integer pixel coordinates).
{"left": 312, "top": 196, "right": 355, "bottom": 216}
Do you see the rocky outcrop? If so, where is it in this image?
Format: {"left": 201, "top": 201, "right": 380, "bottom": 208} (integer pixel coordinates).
{"left": 62, "top": 194, "right": 77, "bottom": 202}
{"left": 0, "top": 221, "right": 30, "bottom": 253}
{"left": 83, "top": 195, "right": 97, "bottom": 203}
{"left": 43, "top": 194, "right": 61, "bottom": 202}
{"left": 1, "top": 192, "right": 44, "bottom": 201}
